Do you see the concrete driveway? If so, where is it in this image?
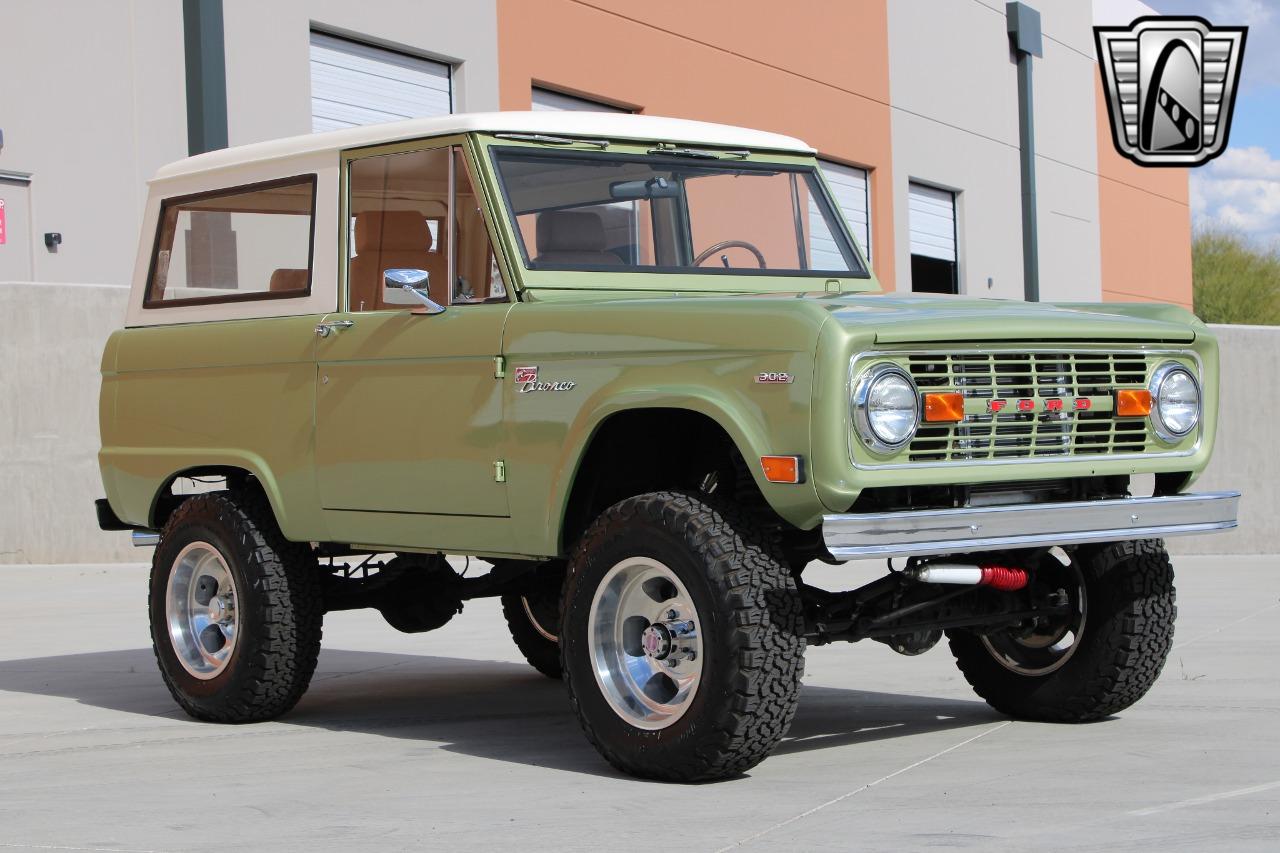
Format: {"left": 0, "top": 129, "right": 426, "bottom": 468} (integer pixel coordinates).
{"left": 1, "top": 554, "right": 1276, "bottom": 852}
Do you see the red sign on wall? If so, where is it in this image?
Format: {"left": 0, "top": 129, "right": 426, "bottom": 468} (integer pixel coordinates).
{"left": 0, "top": 199, "right": 7, "bottom": 245}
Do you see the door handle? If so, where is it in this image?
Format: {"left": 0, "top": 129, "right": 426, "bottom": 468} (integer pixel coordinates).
{"left": 315, "top": 319, "right": 355, "bottom": 338}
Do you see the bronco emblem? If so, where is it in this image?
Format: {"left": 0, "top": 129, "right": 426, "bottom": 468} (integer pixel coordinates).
{"left": 514, "top": 365, "right": 576, "bottom": 394}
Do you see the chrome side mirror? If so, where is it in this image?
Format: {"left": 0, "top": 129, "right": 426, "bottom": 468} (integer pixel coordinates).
{"left": 383, "top": 268, "right": 446, "bottom": 315}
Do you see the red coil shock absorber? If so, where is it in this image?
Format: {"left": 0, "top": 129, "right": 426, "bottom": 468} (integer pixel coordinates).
{"left": 978, "top": 565, "right": 1029, "bottom": 591}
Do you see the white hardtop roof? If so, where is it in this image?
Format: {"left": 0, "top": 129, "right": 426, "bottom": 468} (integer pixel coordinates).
{"left": 153, "top": 112, "right": 815, "bottom": 182}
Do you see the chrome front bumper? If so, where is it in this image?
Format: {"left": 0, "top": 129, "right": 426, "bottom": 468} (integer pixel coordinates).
{"left": 822, "top": 491, "right": 1240, "bottom": 560}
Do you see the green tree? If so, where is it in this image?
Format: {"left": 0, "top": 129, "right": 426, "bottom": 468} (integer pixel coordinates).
{"left": 1192, "top": 230, "right": 1280, "bottom": 325}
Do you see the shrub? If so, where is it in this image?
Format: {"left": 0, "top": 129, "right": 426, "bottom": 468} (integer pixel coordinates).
{"left": 1192, "top": 230, "right": 1280, "bottom": 325}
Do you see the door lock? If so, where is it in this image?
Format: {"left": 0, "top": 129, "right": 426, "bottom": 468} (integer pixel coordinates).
{"left": 315, "top": 319, "right": 355, "bottom": 338}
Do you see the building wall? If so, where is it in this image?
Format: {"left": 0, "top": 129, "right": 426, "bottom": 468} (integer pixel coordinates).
{"left": 0, "top": 0, "right": 187, "bottom": 289}
{"left": 221, "top": 0, "right": 500, "bottom": 147}
{"left": 0, "top": 0, "right": 499, "bottom": 293}
{"left": 0, "top": 0, "right": 1192, "bottom": 305}
{"left": 1091, "top": 0, "right": 1192, "bottom": 309}
{"left": 1094, "top": 78, "right": 1194, "bottom": 309}
{"left": 887, "top": 0, "right": 1105, "bottom": 301}
{"left": 495, "top": 0, "right": 898, "bottom": 288}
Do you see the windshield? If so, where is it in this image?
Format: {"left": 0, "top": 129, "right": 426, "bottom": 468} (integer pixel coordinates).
{"left": 491, "top": 148, "right": 867, "bottom": 277}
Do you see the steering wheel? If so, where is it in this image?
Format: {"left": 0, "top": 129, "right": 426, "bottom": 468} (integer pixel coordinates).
{"left": 692, "top": 240, "right": 767, "bottom": 269}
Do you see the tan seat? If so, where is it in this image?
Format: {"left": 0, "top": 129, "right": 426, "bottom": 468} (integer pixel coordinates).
{"left": 534, "top": 211, "right": 623, "bottom": 266}
{"left": 268, "top": 268, "right": 308, "bottom": 293}
{"left": 349, "top": 211, "right": 446, "bottom": 310}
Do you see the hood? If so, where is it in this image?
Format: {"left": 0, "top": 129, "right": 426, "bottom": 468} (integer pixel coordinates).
{"left": 817, "top": 293, "right": 1198, "bottom": 344}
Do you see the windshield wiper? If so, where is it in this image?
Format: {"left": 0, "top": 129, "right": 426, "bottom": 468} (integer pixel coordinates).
{"left": 494, "top": 132, "right": 610, "bottom": 149}
{"left": 648, "top": 144, "right": 750, "bottom": 159}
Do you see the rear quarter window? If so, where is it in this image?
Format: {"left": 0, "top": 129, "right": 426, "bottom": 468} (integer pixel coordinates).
{"left": 145, "top": 175, "right": 317, "bottom": 308}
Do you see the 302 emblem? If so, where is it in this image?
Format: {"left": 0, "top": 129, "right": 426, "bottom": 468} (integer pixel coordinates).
{"left": 755, "top": 372, "right": 794, "bottom": 384}
{"left": 513, "top": 365, "right": 577, "bottom": 394}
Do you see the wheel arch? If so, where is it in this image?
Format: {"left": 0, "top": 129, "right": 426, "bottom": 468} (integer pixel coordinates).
{"left": 548, "top": 395, "right": 814, "bottom": 554}
{"left": 140, "top": 454, "right": 295, "bottom": 537}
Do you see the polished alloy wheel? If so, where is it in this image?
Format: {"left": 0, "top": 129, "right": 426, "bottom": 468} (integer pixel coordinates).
{"left": 982, "top": 564, "right": 1086, "bottom": 676}
{"left": 165, "top": 541, "right": 239, "bottom": 680}
{"left": 587, "top": 557, "right": 703, "bottom": 730}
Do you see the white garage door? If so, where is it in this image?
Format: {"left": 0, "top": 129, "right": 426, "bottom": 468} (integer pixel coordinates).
{"left": 309, "top": 32, "right": 451, "bottom": 133}
{"left": 817, "top": 160, "right": 871, "bottom": 263}
{"left": 531, "top": 87, "right": 628, "bottom": 112}
{"left": 908, "top": 182, "right": 957, "bottom": 262}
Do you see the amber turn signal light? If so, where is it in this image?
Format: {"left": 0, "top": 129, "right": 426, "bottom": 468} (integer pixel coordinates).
{"left": 923, "top": 392, "right": 965, "bottom": 423}
{"left": 760, "top": 455, "right": 804, "bottom": 484}
{"left": 1115, "top": 388, "right": 1153, "bottom": 417}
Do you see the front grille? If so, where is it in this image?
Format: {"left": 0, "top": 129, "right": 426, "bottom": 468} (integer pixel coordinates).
{"left": 903, "top": 350, "right": 1155, "bottom": 463}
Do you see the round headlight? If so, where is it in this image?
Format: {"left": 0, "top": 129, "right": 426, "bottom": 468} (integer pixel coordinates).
{"left": 853, "top": 364, "right": 919, "bottom": 453}
{"left": 1149, "top": 362, "right": 1200, "bottom": 442}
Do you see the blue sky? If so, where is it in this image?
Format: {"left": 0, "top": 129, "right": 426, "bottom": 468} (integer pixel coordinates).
{"left": 1149, "top": 0, "right": 1280, "bottom": 245}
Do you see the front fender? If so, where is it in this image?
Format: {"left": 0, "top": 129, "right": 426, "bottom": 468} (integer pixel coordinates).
{"left": 504, "top": 367, "right": 824, "bottom": 556}
{"left": 499, "top": 297, "right": 833, "bottom": 555}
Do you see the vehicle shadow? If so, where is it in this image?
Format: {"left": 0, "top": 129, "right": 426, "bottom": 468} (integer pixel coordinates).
{"left": 0, "top": 646, "right": 1001, "bottom": 779}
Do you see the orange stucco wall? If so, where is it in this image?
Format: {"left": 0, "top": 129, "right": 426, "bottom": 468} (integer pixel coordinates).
{"left": 1094, "top": 78, "right": 1193, "bottom": 310}
{"left": 496, "top": 0, "right": 896, "bottom": 288}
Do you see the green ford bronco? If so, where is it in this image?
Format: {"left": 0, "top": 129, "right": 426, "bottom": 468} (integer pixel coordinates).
{"left": 96, "top": 112, "right": 1238, "bottom": 782}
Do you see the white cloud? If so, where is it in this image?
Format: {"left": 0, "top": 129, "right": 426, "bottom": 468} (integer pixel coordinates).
{"left": 1209, "top": 0, "right": 1273, "bottom": 28}
{"left": 1191, "top": 146, "right": 1280, "bottom": 243}
{"left": 1202, "top": 144, "right": 1280, "bottom": 179}
{"left": 1156, "top": 0, "right": 1280, "bottom": 90}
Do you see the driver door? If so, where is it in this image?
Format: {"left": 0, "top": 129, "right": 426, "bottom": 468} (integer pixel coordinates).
{"left": 314, "top": 141, "right": 514, "bottom": 551}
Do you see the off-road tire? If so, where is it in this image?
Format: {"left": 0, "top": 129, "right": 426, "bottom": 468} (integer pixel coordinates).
{"left": 948, "top": 539, "right": 1176, "bottom": 722}
{"left": 561, "top": 491, "right": 805, "bottom": 782}
{"left": 149, "top": 490, "right": 324, "bottom": 723}
{"left": 501, "top": 577, "right": 562, "bottom": 679}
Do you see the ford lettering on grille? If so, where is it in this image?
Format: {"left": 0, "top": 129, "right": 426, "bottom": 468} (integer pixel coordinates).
{"left": 988, "top": 397, "right": 1094, "bottom": 413}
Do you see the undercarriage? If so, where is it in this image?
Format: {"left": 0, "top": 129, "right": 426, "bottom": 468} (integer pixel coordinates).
{"left": 318, "top": 541, "right": 1083, "bottom": 661}
{"left": 800, "top": 549, "right": 1075, "bottom": 653}
{"left": 319, "top": 552, "right": 565, "bottom": 634}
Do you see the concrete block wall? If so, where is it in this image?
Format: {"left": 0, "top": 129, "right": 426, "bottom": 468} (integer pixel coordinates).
{"left": 2, "top": 282, "right": 133, "bottom": 563}
{"left": 1170, "top": 325, "right": 1276, "bottom": 555}
{"left": 0, "top": 284, "right": 1271, "bottom": 564}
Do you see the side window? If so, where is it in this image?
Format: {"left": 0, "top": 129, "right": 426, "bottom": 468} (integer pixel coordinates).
{"left": 348, "top": 147, "right": 449, "bottom": 312}
{"left": 346, "top": 145, "right": 506, "bottom": 312}
{"left": 145, "top": 176, "right": 315, "bottom": 307}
